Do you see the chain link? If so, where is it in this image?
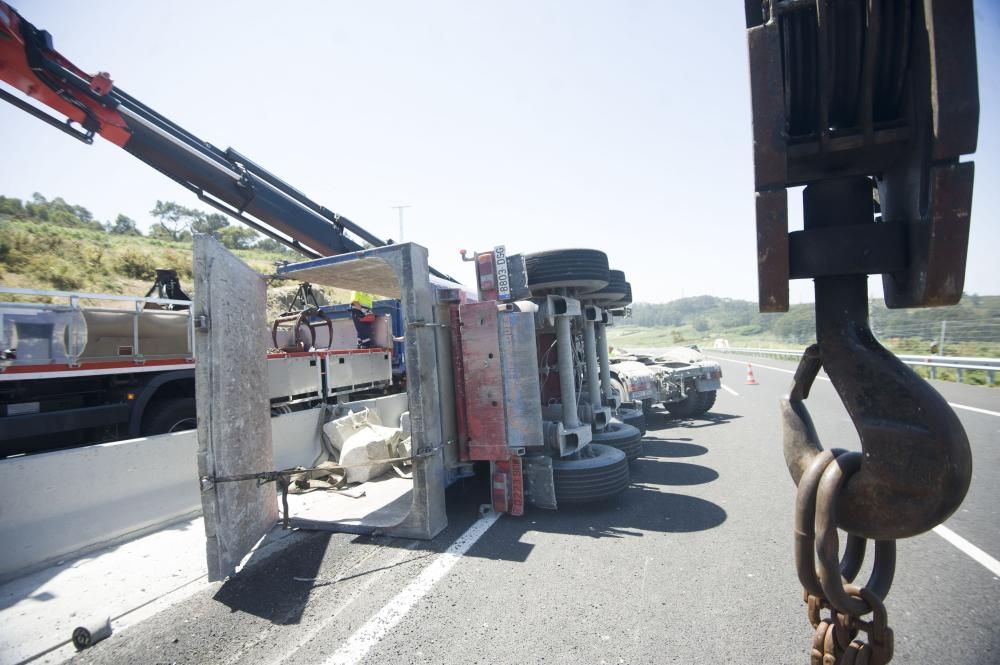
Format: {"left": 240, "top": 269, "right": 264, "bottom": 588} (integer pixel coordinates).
{"left": 796, "top": 453, "right": 896, "bottom": 664}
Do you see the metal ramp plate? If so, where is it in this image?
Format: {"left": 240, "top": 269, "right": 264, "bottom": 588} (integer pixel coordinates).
{"left": 194, "top": 236, "right": 278, "bottom": 582}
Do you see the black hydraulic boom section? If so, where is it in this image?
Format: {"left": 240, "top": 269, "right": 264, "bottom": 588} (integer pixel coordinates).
{"left": 0, "top": 2, "right": 455, "bottom": 281}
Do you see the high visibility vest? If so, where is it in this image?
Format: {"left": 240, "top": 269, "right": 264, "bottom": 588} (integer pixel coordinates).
{"left": 351, "top": 291, "right": 374, "bottom": 308}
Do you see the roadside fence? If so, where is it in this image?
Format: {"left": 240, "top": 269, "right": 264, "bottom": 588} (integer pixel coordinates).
{"left": 711, "top": 347, "right": 999, "bottom": 386}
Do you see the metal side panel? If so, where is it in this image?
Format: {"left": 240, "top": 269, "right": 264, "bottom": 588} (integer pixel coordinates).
{"left": 194, "top": 236, "right": 278, "bottom": 582}
{"left": 497, "top": 310, "right": 544, "bottom": 449}
{"left": 459, "top": 302, "right": 508, "bottom": 460}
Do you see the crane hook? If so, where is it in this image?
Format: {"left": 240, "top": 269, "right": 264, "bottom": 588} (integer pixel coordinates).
{"left": 780, "top": 177, "right": 972, "bottom": 541}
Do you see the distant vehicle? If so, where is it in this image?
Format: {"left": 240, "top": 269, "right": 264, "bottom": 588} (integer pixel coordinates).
{"left": 610, "top": 346, "right": 722, "bottom": 418}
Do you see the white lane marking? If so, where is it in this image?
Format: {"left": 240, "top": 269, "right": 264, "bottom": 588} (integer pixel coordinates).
{"left": 948, "top": 403, "right": 1000, "bottom": 418}
{"left": 267, "top": 541, "right": 421, "bottom": 665}
{"left": 721, "top": 384, "right": 740, "bottom": 397}
{"left": 933, "top": 525, "right": 1000, "bottom": 577}
{"left": 322, "top": 512, "right": 500, "bottom": 665}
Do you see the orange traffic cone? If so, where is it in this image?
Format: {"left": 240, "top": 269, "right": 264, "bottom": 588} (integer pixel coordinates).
{"left": 745, "top": 363, "right": 759, "bottom": 385}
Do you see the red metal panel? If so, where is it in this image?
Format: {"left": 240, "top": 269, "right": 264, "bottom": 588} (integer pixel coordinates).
{"left": 458, "top": 302, "right": 508, "bottom": 460}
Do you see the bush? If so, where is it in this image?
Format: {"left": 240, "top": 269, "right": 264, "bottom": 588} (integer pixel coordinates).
{"left": 37, "top": 257, "right": 86, "bottom": 290}
{"left": 116, "top": 248, "right": 158, "bottom": 280}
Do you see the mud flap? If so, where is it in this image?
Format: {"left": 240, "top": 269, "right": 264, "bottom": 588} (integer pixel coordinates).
{"left": 193, "top": 236, "right": 278, "bottom": 582}
{"left": 522, "top": 454, "right": 557, "bottom": 510}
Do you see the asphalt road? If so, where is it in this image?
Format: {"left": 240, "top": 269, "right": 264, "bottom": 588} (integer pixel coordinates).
{"left": 69, "top": 355, "right": 999, "bottom": 664}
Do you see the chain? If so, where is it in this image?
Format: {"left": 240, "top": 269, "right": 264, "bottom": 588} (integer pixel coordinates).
{"left": 796, "top": 452, "right": 895, "bottom": 664}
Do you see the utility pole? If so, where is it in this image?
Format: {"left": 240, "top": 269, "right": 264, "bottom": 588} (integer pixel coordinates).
{"left": 391, "top": 205, "right": 411, "bottom": 242}
{"left": 939, "top": 320, "right": 947, "bottom": 357}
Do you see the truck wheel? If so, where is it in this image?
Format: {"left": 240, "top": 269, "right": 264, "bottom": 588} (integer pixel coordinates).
{"left": 617, "top": 406, "right": 646, "bottom": 436}
{"left": 552, "top": 443, "right": 630, "bottom": 504}
{"left": 588, "top": 269, "right": 627, "bottom": 303}
{"left": 694, "top": 390, "right": 717, "bottom": 416}
{"left": 665, "top": 390, "right": 700, "bottom": 418}
{"left": 592, "top": 421, "right": 643, "bottom": 462}
{"left": 606, "top": 281, "right": 633, "bottom": 308}
{"left": 142, "top": 397, "right": 197, "bottom": 435}
{"left": 523, "top": 248, "right": 610, "bottom": 294}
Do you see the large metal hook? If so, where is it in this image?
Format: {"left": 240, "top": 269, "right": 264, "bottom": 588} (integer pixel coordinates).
{"left": 781, "top": 178, "right": 972, "bottom": 541}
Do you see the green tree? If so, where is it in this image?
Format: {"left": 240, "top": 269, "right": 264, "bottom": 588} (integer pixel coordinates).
{"left": 0, "top": 196, "right": 23, "bottom": 216}
{"left": 256, "top": 238, "right": 284, "bottom": 253}
{"left": 148, "top": 222, "right": 178, "bottom": 241}
{"left": 150, "top": 200, "right": 202, "bottom": 240}
{"left": 217, "top": 225, "right": 258, "bottom": 249}
{"left": 108, "top": 214, "right": 142, "bottom": 236}
{"left": 190, "top": 212, "right": 229, "bottom": 237}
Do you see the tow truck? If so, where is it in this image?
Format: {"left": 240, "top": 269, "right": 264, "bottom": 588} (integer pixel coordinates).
{"left": 0, "top": 0, "right": 645, "bottom": 579}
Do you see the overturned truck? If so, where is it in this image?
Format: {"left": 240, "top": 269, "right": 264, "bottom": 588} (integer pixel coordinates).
{"left": 609, "top": 347, "right": 722, "bottom": 419}
{"left": 196, "top": 239, "right": 645, "bottom": 580}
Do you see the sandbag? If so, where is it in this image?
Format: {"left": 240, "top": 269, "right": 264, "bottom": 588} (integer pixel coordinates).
{"left": 323, "top": 408, "right": 403, "bottom": 483}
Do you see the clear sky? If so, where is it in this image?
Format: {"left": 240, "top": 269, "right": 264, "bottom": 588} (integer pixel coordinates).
{"left": 1, "top": 1, "right": 997, "bottom": 304}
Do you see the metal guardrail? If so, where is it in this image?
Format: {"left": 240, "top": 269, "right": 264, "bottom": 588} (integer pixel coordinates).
{"left": 710, "top": 346, "right": 999, "bottom": 386}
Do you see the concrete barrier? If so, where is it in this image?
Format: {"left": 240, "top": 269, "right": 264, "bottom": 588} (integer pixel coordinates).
{"left": 0, "top": 408, "right": 327, "bottom": 582}
{"left": 0, "top": 431, "right": 200, "bottom": 582}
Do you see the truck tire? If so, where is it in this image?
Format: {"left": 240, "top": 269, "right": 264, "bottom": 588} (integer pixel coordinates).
{"left": 592, "top": 421, "right": 643, "bottom": 462}
{"left": 523, "top": 248, "right": 610, "bottom": 294}
{"left": 588, "top": 269, "right": 627, "bottom": 303}
{"left": 617, "top": 405, "right": 646, "bottom": 436}
{"left": 606, "top": 281, "right": 633, "bottom": 309}
{"left": 142, "top": 397, "right": 197, "bottom": 435}
{"left": 552, "top": 443, "right": 630, "bottom": 504}
{"left": 694, "top": 390, "right": 717, "bottom": 416}
{"left": 665, "top": 389, "right": 700, "bottom": 418}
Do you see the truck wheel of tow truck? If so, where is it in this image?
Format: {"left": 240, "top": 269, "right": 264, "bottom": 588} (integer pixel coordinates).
{"left": 142, "top": 397, "right": 197, "bottom": 435}
{"left": 617, "top": 406, "right": 646, "bottom": 437}
{"left": 591, "top": 421, "right": 643, "bottom": 462}
{"left": 552, "top": 443, "right": 630, "bottom": 504}
{"left": 522, "top": 248, "right": 610, "bottom": 294}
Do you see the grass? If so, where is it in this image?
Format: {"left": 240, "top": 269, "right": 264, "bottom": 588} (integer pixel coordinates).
{"left": 0, "top": 217, "right": 302, "bottom": 305}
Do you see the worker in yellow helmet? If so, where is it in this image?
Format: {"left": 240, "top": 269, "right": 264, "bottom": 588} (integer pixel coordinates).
{"left": 351, "top": 291, "right": 374, "bottom": 309}
{"left": 349, "top": 291, "right": 376, "bottom": 349}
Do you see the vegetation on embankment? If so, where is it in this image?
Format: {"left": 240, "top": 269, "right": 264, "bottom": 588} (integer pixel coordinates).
{"left": 0, "top": 193, "right": 351, "bottom": 311}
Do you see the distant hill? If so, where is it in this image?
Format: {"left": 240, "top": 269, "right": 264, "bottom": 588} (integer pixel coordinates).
{"left": 613, "top": 294, "right": 1000, "bottom": 359}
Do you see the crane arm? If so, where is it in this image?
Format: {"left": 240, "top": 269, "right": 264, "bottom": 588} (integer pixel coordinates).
{"left": 0, "top": 2, "right": 452, "bottom": 275}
